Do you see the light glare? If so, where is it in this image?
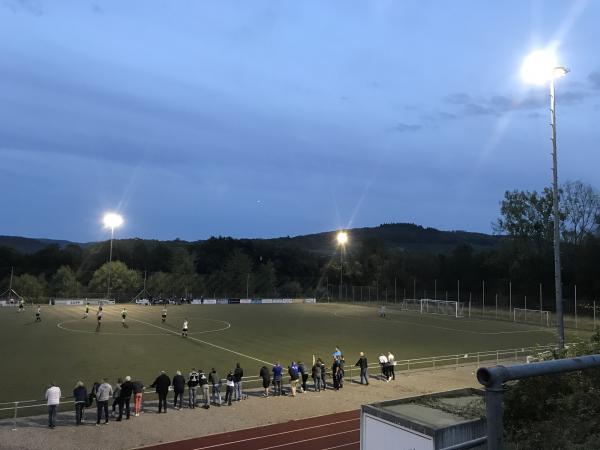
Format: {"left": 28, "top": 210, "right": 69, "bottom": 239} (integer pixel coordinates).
{"left": 103, "top": 213, "right": 124, "bottom": 229}
{"left": 520, "top": 49, "right": 559, "bottom": 85}
{"left": 337, "top": 231, "right": 348, "bottom": 245}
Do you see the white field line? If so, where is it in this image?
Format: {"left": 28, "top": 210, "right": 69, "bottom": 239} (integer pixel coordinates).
{"left": 56, "top": 318, "right": 231, "bottom": 336}
{"left": 128, "top": 317, "right": 274, "bottom": 366}
{"left": 187, "top": 418, "right": 359, "bottom": 450}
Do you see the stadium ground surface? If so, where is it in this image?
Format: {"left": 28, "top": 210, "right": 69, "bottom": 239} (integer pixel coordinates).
{"left": 0, "top": 302, "right": 590, "bottom": 404}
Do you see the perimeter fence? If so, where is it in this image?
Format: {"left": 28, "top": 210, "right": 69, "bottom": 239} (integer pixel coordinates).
{"left": 0, "top": 344, "right": 559, "bottom": 424}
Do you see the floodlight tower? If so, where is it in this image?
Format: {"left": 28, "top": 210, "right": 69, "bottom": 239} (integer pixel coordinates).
{"left": 520, "top": 48, "right": 569, "bottom": 348}
{"left": 103, "top": 213, "right": 124, "bottom": 299}
{"left": 336, "top": 231, "right": 348, "bottom": 300}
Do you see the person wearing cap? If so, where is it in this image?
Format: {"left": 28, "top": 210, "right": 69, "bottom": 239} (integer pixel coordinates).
{"left": 172, "top": 370, "right": 185, "bottom": 410}
{"left": 73, "top": 381, "right": 88, "bottom": 425}
{"left": 45, "top": 382, "right": 61, "bottom": 428}
{"left": 150, "top": 371, "right": 171, "bottom": 413}
{"left": 117, "top": 376, "right": 134, "bottom": 421}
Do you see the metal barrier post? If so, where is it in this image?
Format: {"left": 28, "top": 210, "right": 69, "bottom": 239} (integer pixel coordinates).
{"left": 496, "top": 351, "right": 499, "bottom": 365}
{"left": 12, "top": 401, "right": 18, "bottom": 431}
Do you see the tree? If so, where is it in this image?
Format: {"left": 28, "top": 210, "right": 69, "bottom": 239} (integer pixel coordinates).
{"left": 50, "top": 266, "right": 81, "bottom": 297}
{"left": 494, "top": 188, "right": 556, "bottom": 251}
{"left": 13, "top": 274, "right": 47, "bottom": 299}
{"left": 222, "top": 249, "right": 253, "bottom": 297}
{"left": 88, "top": 261, "right": 141, "bottom": 297}
{"left": 561, "top": 180, "right": 600, "bottom": 245}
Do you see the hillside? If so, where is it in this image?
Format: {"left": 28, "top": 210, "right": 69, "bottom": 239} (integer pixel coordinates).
{"left": 0, "top": 223, "right": 500, "bottom": 255}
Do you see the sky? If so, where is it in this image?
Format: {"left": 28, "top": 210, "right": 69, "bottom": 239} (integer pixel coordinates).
{"left": 1, "top": 0, "right": 599, "bottom": 242}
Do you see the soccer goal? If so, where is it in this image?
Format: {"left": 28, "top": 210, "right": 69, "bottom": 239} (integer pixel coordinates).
{"left": 402, "top": 298, "right": 464, "bottom": 318}
{"left": 513, "top": 308, "right": 550, "bottom": 327}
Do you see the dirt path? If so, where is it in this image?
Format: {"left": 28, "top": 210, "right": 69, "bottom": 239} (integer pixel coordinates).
{"left": 0, "top": 365, "right": 482, "bottom": 450}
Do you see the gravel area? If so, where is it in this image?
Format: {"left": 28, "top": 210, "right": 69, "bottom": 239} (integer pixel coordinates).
{"left": 0, "top": 365, "right": 481, "bottom": 450}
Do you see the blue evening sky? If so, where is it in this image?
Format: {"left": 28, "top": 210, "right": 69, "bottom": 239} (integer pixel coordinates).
{"left": 1, "top": 0, "right": 599, "bottom": 242}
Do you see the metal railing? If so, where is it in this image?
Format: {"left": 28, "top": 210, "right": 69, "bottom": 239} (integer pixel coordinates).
{"left": 0, "top": 344, "right": 559, "bottom": 426}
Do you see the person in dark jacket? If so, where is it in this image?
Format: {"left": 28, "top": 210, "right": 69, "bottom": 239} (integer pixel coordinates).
{"left": 150, "top": 371, "right": 171, "bottom": 413}
{"left": 73, "top": 381, "right": 88, "bottom": 425}
{"left": 319, "top": 359, "right": 327, "bottom": 390}
{"left": 132, "top": 380, "right": 144, "bottom": 416}
{"left": 187, "top": 368, "right": 199, "bottom": 409}
{"left": 259, "top": 366, "right": 270, "bottom": 397}
{"left": 199, "top": 369, "right": 210, "bottom": 409}
{"left": 332, "top": 358, "right": 341, "bottom": 390}
{"left": 355, "top": 352, "right": 369, "bottom": 385}
{"left": 272, "top": 363, "right": 283, "bottom": 396}
{"left": 117, "top": 376, "right": 134, "bottom": 421}
{"left": 298, "top": 362, "right": 308, "bottom": 393}
{"left": 172, "top": 371, "right": 185, "bottom": 410}
{"left": 312, "top": 361, "right": 322, "bottom": 392}
{"left": 225, "top": 371, "right": 234, "bottom": 405}
{"left": 233, "top": 363, "right": 244, "bottom": 401}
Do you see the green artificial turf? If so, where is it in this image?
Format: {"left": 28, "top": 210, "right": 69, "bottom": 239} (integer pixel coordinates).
{"left": 0, "top": 303, "right": 589, "bottom": 411}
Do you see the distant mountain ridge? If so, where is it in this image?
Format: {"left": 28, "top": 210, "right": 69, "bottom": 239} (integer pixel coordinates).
{"left": 0, "top": 223, "right": 501, "bottom": 255}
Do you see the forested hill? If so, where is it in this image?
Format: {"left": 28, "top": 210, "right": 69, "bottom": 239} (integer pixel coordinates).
{"left": 0, "top": 223, "right": 499, "bottom": 255}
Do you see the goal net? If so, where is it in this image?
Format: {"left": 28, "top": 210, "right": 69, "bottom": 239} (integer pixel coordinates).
{"left": 402, "top": 298, "right": 464, "bottom": 318}
{"left": 513, "top": 308, "right": 550, "bottom": 327}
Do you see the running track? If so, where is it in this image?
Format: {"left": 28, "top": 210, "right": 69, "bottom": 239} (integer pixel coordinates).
{"left": 138, "top": 410, "right": 360, "bottom": 450}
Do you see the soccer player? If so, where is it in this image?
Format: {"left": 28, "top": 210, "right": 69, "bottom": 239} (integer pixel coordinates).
{"left": 182, "top": 318, "right": 188, "bottom": 338}
{"left": 18, "top": 299, "right": 24, "bottom": 313}
{"left": 83, "top": 302, "right": 90, "bottom": 319}
{"left": 121, "top": 307, "right": 128, "bottom": 326}
{"left": 379, "top": 305, "right": 386, "bottom": 318}
{"left": 161, "top": 306, "right": 167, "bottom": 323}
{"left": 97, "top": 306, "right": 103, "bottom": 327}
{"left": 35, "top": 306, "right": 41, "bottom": 322}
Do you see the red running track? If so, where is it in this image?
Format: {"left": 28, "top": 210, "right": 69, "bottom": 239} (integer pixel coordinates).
{"left": 138, "top": 410, "right": 360, "bottom": 450}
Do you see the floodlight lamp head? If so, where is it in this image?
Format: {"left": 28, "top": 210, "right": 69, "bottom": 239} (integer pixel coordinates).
{"left": 520, "top": 49, "right": 567, "bottom": 85}
{"left": 103, "top": 213, "right": 123, "bottom": 230}
{"left": 336, "top": 231, "right": 348, "bottom": 245}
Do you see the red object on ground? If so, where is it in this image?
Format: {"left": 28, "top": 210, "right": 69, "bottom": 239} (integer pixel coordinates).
{"left": 138, "top": 409, "right": 360, "bottom": 450}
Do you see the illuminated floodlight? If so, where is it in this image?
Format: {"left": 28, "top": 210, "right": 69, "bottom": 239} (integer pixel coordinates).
{"left": 103, "top": 213, "right": 124, "bottom": 230}
{"left": 520, "top": 49, "right": 568, "bottom": 85}
{"left": 336, "top": 231, "right": 348, "bottom": 245}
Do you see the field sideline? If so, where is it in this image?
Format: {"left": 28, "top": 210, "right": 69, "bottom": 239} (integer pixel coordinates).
{"left": 0, "top": 303, "right": 588, "bottom": 404}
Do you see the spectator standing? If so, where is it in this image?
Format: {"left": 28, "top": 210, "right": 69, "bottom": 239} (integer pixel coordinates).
{"left": 132, "top": 379, "right": 144, "bottom": 416}
{"left": 73, "top": 381, "right": 87, "bottom": 425}
{"left": 387, "top": 351, "right": 396, "bottom": 381}
{"left": 288, "top": 361, "right": 300, "bottom": 396}
{"left": 209, "top": 368, "right": 221, "bottom": 406}
{"left": 225, "top": 371, "right": 234, "bottom": 405}
{"left": 150, "top": 371, "right": 171, "bottom": 413}
{"left": 319, "top": 359, "right": 327, "bottom": 390}
{"left": 233, "top": 363, "right": 244, "bottom": 401}
{"left": 378, "top": 353, "right": 389, "bottom": 381}
{"left": 355, "top": 352, "right": 369, "bottom": 385}
{"left": 332, "top": 358, "right": 341, "bottom": 390}
{"left": 298, "top": 362, "right": 308, "bottom": 393}
{"left": 172, "top": 371, "right": 185, "bottom": 410}
{"left": 96, "top": 378, "right": 112, "bottom": 425}
{"left": 111, "top": 378, "right": 122, "bottom": 417}
{"left": 312, "top": 360, "right": 323, "bottom": 392}
{"left": 333, "top": 347, "right": 342, "bottom": 360}
{"left": 199, "top": 369, "right": 210, "bottom": 409}
{"left": 118, "top": 376, "right": 134, "bottom": 421}
{"left": 272, "top": 363, "right": 283, "bottom": 396}
{"left": 45, "top": 382, "right": 61, "bottom": 428}
{"left": 259, "top": 366, "right": 270, "bottom": 397}
{"left": 187, "top": 368, "right": 199, "bottom": 408}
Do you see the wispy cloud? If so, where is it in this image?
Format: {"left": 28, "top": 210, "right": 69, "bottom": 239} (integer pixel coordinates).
{"left": 2, "top": 0, "right": 43, "bottom": 15}
{"left": 389, "top": 122, "right": 422, "bottom": 133}
{"left": 589, "top": 71, "right": 600, "bottom": 90}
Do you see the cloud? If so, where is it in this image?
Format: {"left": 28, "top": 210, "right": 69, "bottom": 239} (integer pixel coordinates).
{"left": 589, "top": 71, "right": 600, "bottom": 90}
{"left": 389, "top": 122, "right": 422, "bottom": 133}
{"left": 2, "top": 0, "right": 43, "bottom": 15}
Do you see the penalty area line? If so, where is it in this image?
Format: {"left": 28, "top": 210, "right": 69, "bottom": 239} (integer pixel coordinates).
{"left": 128, "top": 318, "right": 274, "bottom": 366}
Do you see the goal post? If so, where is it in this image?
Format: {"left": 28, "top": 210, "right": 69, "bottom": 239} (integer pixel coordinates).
{"left": 402, "top": 298, "right": 464, "bottom": 318}
{"left": 513, "top": 308, "right": 550, "bottom": 327}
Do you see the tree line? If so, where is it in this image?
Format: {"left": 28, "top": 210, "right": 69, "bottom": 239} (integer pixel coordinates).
{"left": 1, "top": 180, "right": 599, "bottom": 305}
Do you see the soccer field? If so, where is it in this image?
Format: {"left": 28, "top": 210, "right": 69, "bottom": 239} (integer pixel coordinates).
{"left": 0, "top": 303, "right": 588, "bottom": 407}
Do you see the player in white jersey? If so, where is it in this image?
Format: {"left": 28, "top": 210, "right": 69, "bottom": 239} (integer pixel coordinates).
{"left": 182, "top": 318, "right": 189, "bottom": 338}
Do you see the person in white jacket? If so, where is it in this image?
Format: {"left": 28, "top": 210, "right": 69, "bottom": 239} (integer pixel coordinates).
{"left": 45, "top": 382, "right": 61, "bottom": 428}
